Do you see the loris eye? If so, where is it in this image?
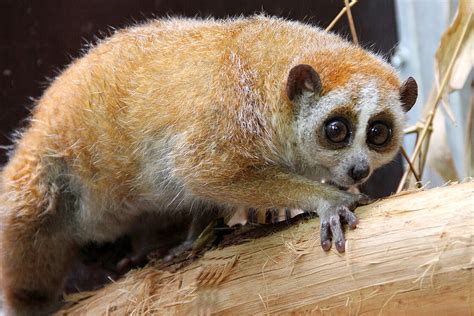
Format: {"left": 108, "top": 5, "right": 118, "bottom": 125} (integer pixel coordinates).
{"left": 367, "top": 122, "right": 391, "bottom": 146}
{"left": 324, "top": 119, "right": 350, "bottom": 144}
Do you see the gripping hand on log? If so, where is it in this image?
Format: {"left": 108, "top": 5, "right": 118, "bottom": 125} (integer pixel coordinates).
{"left": 317, "top": 193, "right": 371, "bottom": 253}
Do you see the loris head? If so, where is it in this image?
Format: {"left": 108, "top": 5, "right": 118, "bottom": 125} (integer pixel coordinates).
{"left": 286, "top": 61, "right": 417, "bottom": 188}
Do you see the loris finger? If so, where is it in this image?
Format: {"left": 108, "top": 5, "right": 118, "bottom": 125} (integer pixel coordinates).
{"left": 329, "top": 215, "right": 345, "bottom": 253}
{"left": 338, "top": 206, "right": 358, "bottom": 229}
{"left": 320, "top": 220, "right": 332, "bottom": 251}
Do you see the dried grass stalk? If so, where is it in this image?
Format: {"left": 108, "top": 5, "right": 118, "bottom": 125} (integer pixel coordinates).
{"left": 398, "top": 1, "right": 473, "bottom": 191}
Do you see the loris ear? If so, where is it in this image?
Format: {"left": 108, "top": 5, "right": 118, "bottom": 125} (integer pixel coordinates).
{"left": 286, "top": 64, "right": 321, "bottom": 101}
{"left": 399, "top": 77, "right": 418, "bottom": 112}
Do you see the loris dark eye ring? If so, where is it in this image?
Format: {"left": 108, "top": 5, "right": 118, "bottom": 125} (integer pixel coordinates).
{"left": 367, "top": 122, "right": 391, "bottom": 146}
{"left": 324, "top": 119, "right": 350, "bottom": 144}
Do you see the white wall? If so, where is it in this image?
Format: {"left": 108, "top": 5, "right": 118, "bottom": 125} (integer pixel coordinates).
{"left": 394, "top": 0, "right": 472, "bottom": 186}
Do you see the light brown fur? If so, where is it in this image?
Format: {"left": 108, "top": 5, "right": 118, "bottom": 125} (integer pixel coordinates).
{"left": 0, "top": 15, "right": 412, "bottom": 315}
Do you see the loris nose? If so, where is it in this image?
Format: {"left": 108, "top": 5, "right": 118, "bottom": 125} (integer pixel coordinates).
{"left": 348, "top": 165, "right": 370, "bottom": 181}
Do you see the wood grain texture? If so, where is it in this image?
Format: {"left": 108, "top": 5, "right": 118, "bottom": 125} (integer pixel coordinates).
{"left": 59, "top": 181, "right": 474, "bottom": 315}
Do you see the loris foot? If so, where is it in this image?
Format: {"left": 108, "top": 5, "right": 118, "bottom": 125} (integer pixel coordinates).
{"left": 163, "top": 240, "right": 195, "bottom": 262}
{"left": 163, "top": 219, "right": 218, "bottom": 262}
{"left": 163, "top": 218, "right": 230, "bottom": 262}
{"left": 116, "top": 253, "right": 149, "bottom": 274}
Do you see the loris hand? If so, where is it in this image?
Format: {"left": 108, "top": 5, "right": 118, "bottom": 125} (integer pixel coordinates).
{"left": 317, "top": 193, "right": 371, "bottom": 253}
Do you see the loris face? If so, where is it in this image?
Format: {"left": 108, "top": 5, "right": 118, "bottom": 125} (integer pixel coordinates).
{"left": 286, "top": 64, "right": 417, "bottom": 188}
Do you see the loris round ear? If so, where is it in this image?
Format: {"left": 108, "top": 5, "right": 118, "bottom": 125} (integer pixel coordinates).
{"left": 399, "top": 77, "right": 418, "bottom": 112}
{"left": 286, "top": 64, "right": 321, "bottom": 101}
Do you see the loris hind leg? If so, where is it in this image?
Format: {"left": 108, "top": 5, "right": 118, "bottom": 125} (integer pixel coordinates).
{"left": 1, "top": 170, "right": 77, "bottom": 315}
{"left": 164, "top": 208, "right": 222, "bottom": 262}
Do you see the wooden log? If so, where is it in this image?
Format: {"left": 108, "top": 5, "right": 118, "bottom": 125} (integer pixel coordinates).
{"left": 59, "top": 182, "right": 474, "bottom": 315}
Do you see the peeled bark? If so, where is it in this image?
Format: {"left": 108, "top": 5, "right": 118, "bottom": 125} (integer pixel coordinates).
{"left": 59, "top": 181, "right": 474, "bottom": 315}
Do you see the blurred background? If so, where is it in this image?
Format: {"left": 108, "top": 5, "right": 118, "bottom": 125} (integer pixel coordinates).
{"left": 0, "top": 0, "right": 472, "bottom": 197}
